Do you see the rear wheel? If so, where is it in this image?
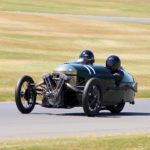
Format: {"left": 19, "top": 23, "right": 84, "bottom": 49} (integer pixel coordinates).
{"left": 107, "top": 101, "right": 125, "bottom": 114}
{"left": 15, "top": 75, "right": 36, "bottom": 114}
{"left": 82, "top": 78, "right": 103, "bottom": 117}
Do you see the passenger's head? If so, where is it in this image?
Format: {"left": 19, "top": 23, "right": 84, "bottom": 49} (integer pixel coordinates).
{"left": 106, "top": 55, "right": 121, "bottom": 72}
{"left": 79, "top": 50, "right": 95, "bottom": 65}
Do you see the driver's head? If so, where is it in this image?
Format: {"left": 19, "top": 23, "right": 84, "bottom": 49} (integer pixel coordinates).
{"left": 106, "top": 55, "right": 121, "bottom": 72}
{"left": 79, "top": 50, "right": 95, "bottom": 65}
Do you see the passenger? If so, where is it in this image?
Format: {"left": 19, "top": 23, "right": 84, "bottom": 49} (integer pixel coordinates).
{"left": 79, "top": 50, "right": 95, "bottom": 65}
{"left": 106, "top": 55, "right": 124, "bottom": 86}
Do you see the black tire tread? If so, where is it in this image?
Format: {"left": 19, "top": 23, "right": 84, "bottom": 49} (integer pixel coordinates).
{"left": 82, "top": 78, "right": 104, "bottom": 117}
{"left": 15, "top": 75, "right": 36, "bottom": 114}
{"left": 108, "top": 102, "right": 125, "bottom": 114}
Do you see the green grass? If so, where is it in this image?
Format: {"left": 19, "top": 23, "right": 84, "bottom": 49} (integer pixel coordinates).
{"left": 0, "top": 12, "right": 150, "bottom": 101}
{"left": 0, "top": 0, "right": 150, "bottom": 17}
{"left": 0, "top": 134, "right": 150, "bottom": 150}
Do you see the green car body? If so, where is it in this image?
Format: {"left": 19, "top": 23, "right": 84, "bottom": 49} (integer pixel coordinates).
{"left": 53, "top": 62, "right": 137, "bottom": 106}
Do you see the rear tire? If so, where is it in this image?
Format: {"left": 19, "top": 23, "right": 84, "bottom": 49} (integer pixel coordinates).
{"left": 82, "top": 78, "right": 103, "bottom": 117}
{"left": 15, "top": 75, "right": 36, "bottom": 114}
{"left": 108, "top": 101, "right": 125, "bottom": 114}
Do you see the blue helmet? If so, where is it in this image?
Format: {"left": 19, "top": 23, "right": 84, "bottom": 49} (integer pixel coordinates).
{"left": 79, "top": 50, "right": 95, "bottom": 64}
{"left": 106, "top": 55, "right": 121, "bottom": 72}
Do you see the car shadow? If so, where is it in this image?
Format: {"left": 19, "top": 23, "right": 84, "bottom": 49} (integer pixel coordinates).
{"left": 31, "top": 112, "right": 150, "bottom": 118}
{"left": 58, "top": 112, "right": 150, "bottom": 118}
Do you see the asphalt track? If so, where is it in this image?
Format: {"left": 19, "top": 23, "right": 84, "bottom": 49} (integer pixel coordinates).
{"left": 14, "top": 12, "right": 150, "bottom": 23}
{"left": 58, "top": 14, "right": 150, "bottom": 23}
{"left": 0, "top": 99, "right": 150, "bottom": 139}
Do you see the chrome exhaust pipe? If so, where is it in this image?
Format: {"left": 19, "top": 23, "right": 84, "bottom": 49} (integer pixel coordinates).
{"left": 65, "top": 83, "right": 83, "bottom": 93}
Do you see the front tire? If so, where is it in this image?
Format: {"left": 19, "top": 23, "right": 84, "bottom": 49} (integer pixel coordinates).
{"left": 15, "top": 75, "right": 36, "bottom": 114}
{"left": 82, "top": 78, "right": 103, "bottom": 117}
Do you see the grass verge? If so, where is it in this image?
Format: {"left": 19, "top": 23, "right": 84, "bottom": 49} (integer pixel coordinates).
{"left": 0, "top": 133, "right": 150, "bottom": 150}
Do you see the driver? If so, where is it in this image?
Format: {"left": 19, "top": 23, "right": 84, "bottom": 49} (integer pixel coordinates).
{"left": 106, "top": 55, "right": 124, "bottom": 86}
{"left": 79, "top": 50, "right": 95, "bottom": 65}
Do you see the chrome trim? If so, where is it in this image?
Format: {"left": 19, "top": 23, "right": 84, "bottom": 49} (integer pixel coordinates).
{"left": 65, "top": 83, "right": 83, "bottom": 93}
{"left": 53, "top": 70, "right": 77, "bottom": 75}
{"left": 53, "top": 64, "right": 77, "bottom": 75}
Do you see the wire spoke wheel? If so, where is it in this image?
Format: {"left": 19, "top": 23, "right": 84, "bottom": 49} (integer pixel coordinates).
{"left": 20, "top": 81, "right": 34, "bottom": 108}
{"left": 15, "top": 76, "right": 36, "bottom": 114}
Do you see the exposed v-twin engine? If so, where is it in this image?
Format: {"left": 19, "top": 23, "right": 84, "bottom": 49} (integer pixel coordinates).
{"left": 42, "top": 73, "right": 69, "bottom": 106}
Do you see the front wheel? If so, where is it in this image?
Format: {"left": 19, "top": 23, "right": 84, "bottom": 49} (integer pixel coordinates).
{"left": 82, "top": 78, "right": 103, "bottom": 117}
{"left": 15, "top": 75, "right": 36, "bottom": 114}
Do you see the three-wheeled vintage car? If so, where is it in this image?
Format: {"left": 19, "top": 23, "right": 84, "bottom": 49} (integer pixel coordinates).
{"left": 15, "top": 57, "right": 137, "bottom": 116}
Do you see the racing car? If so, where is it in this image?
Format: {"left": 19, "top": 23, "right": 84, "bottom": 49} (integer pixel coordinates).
{"left": 15, "top": 54, "right": 137, "bottom": 117}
